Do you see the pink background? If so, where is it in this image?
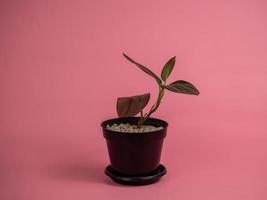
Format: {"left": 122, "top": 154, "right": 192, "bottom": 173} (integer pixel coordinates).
{"left": 1, "top": 0, "right": 267, "bottom": 199}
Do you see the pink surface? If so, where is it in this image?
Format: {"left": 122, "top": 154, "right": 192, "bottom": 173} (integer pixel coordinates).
{"left": 1, "top": 0, "right": 267, "bottom": 199}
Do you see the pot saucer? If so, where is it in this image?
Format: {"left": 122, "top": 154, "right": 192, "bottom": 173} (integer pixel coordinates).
{"left": 104, "top": 164, "right": 167, "bottom": 185}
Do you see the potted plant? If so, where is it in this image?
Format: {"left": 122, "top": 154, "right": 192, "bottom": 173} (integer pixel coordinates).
{"left": 101, "top": 53, "right": 199, "bottom": 185}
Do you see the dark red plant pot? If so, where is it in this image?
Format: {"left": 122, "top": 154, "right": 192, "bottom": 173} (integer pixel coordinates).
{"left": 101, "top": 117, "right": 168, "bottom": 176}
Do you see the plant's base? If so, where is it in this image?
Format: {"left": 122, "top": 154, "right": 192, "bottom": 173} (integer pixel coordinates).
{"left": 104, "top": 164, "right": 167, "bottom": 185}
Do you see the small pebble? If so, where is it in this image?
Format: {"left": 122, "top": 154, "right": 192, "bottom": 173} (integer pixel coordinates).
{"left": 106, "top": 123, "right": 163, "bottom": 133}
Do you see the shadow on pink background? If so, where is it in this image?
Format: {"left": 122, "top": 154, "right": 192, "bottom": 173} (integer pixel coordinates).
{"left": 1, "top": 0, "right": 267, "bottom": 199}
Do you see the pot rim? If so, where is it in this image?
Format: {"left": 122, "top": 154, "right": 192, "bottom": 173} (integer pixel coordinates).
{"left": 101, "top": 117, "right": 168, "bottom": 135}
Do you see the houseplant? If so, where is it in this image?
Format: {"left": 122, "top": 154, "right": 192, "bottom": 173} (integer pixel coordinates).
{"left": 101, "top": 53, "right": 199, "bottom": 185}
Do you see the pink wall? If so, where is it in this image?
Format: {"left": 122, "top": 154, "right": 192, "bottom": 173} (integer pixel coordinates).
{"left": 1, "top": 0, "right": 267, "bottom": 199}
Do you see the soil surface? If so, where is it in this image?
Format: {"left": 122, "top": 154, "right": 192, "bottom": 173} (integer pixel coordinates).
{"left": 106, "top": 123, "right": 163, "bottom": 133}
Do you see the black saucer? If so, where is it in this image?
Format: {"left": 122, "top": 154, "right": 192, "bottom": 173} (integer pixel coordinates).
{"left": 104, "top": 164, "right": 167, "bottom": 185}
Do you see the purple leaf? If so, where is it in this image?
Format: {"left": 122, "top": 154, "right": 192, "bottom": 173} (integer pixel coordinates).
{"left": 116, "top": 93, "right": 150, "bottom": 117}
{"left": 123, "top": 53, "right": 162, "bottom": 84}
{"left": 162, "top": 80, "right": 200, "bottom": 95}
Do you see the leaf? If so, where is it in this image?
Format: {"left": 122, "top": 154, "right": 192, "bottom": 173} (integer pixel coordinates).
{"left": 162, "top": 80, "right": 200, "bottom": 95}
{"left": 116, "top": 97, "right": 139, "bottom": 118}
{"left": 123, "top": 53, "right": 162, "bottom": 84}
{"left": 116, "top": 93, "right": 150, "bottom": 117}
{"left": 161, "top": 56, "right": 176, "bottom": 82}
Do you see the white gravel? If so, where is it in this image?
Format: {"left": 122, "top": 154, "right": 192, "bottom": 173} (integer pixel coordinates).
{"left": 106, "top": 123, "right": 163, "bottom": 133}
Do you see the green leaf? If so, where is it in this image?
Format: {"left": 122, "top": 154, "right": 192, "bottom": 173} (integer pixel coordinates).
{"left": 116, "top": 93, "right": 150, "bottom": 117}
{"left": 162, "top": 80, "right": 200, "bottom": 95}
{"left": 123, "top": 53, "right": 162, "bottom": 84}
{"left": 161, "top": 56, "right": 176, "bottom": 82}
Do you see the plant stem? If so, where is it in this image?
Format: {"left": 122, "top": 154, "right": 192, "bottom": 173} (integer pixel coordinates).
{"left": 137, "top": 109, "right": 144, "bottom": 128}
{"left": 138, "top": 86, "right": 165, "bottom": 127}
